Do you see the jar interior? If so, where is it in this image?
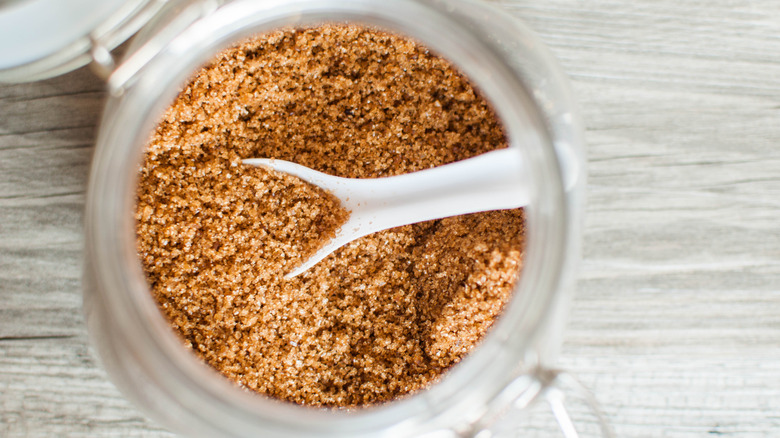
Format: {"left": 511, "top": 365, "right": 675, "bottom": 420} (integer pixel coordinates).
{"left": 86, "top": 1, "right": 570, "bottom": 436}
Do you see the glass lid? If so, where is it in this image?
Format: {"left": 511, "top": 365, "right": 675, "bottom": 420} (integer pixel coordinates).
{"left": 0, "top": 0, "right": 161, "bottom": 82}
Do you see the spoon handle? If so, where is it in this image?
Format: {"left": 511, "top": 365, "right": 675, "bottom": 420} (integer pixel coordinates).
{"left": 338, "top": 147, "right": 527, "bottom": 230}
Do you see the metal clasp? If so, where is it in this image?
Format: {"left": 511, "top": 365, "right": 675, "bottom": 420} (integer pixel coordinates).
{"left": 104, "top": 0, "right": 221, "bottom": 97}
{"left": 86, "top": 0, "right": 170, "bottom": 83}
{"left": 461, "top": 368, "right": 615, "bottom": 438}
{"left": 89, "top": 37, "right": 116, "bottom": 80}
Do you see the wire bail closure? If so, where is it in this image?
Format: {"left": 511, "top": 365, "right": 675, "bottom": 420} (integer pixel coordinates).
{"left": 89, "top": 37, "right": 117, "bottom": 80}
{"left": 460, "top": 368, "right": 615, "bottom": 438}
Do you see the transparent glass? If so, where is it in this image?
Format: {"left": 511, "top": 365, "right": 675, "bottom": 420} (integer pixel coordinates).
{"left": 83, "top": 0, "right": 585, "bottom": 437}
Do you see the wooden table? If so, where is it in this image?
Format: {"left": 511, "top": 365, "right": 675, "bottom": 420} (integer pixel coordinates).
{"left": 2, "top": 1, "right": 779, "bottom": 436}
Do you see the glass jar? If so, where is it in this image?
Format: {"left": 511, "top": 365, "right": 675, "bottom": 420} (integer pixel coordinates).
{"left": 80, "top": 0, "right": 598, "bottom": 436}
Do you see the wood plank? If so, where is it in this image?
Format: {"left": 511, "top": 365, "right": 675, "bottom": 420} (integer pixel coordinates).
{"left": 0, "top": 68, "right": 166, "bottom": 436}
{"left": 0, "top": 336, "right": 172, "bottom": 437}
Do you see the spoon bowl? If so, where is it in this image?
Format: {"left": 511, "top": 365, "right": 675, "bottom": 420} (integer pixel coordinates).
{"left": 243, "top": 148, "right": 529, "bottom": 278}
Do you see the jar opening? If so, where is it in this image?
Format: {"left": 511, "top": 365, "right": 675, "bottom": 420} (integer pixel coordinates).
{"left": 86, "top": 1, "right": 574, "bottom": 436}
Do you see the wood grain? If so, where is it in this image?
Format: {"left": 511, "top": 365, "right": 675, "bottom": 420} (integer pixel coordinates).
{"left": 491, "top": 1, "right": 780, "bottom": 436}
{"left": 2, "top": 1, "right": 780, "bottom": 436}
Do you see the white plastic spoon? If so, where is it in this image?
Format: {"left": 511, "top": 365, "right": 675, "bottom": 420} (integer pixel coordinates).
{"left": 243, "top": 148, "right": 528, "bottom": 278}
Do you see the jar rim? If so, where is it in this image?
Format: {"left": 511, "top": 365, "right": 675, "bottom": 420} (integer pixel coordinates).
{"left": 85, "top": 0, "right": 575, "bottom": 436}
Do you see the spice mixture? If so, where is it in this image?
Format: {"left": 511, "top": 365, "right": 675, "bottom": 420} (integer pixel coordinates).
{"left": 135, "top": 24, "right": 525, "bottom": 407}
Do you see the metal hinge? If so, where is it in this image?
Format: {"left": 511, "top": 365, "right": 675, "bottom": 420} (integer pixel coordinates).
{"left": 99, "top": 0, "right": 221, "bottom": 96}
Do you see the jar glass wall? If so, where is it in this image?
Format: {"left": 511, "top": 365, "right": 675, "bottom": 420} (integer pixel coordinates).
{"left": 83, "top": 0, "right": 583, "bottom": 436}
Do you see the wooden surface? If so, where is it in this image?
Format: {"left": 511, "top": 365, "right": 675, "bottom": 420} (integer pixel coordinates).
{"left": 2, "top": 1, "right": 779, "bottom": 436}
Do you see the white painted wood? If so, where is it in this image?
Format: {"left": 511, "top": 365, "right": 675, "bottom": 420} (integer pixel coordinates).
{"left": 2, "top": 1, "right": 779, "bottom": 436}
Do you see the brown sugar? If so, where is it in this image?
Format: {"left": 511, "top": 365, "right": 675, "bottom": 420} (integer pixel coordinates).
{"left": 135, "top": 24, "right": 526, "bottom": 408}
